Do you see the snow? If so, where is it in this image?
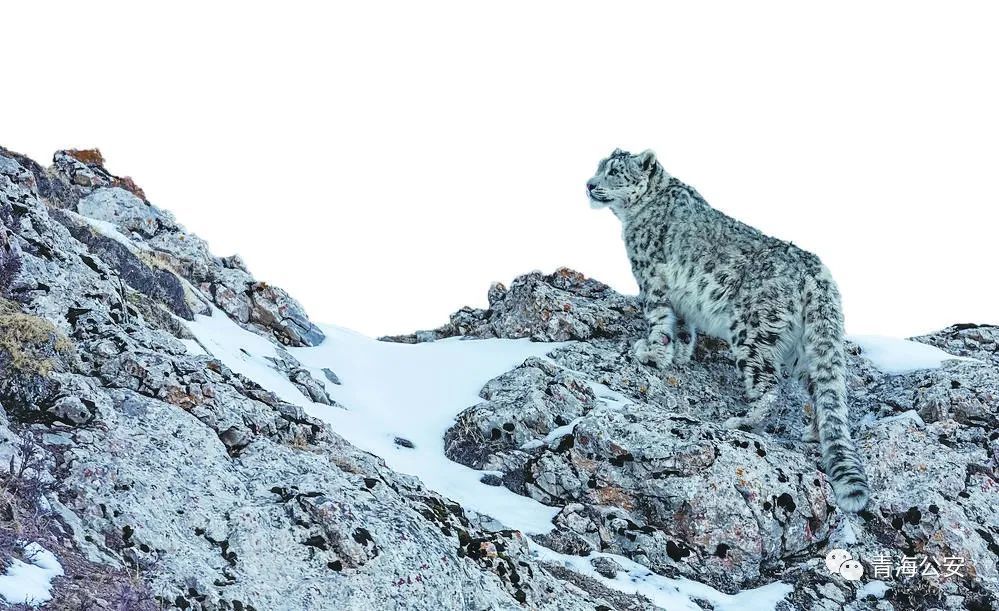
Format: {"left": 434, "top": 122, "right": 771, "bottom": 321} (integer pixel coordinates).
{"left": 849, "top": 335, "right": 974, "bottom": 374}
{"left": 184, "top": 310, "right": 794, "bottom": 609}
{"left": 529, "top": 543, "right": 793, "bottom": 611}
{"left": 291, "top": 326, "right": 570, "bottom": 534}
{"left": 876, "top": 410, "right": 926, "bottom": 427}
{"left": 66, "top": 209, "right": 149, "bottom": 252}
{"left": 857, "top": 580, "right": 889, "bottom": 599}
{"left": 0, "top": 543, "right": 64, "bottom": 606}
{"left": 179, "top": 338, "right": 208, "bottom": 356}
{"left": 187, "top": 310, "right": 563, "bottom": 534}
{"left": 187, "top": 306, "right": 314, "bottom": 406}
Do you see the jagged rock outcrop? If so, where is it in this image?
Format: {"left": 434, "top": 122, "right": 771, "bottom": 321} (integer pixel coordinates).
{"left": 8, "top": 147, "right": 323, "bottom": 347}
{"left": 1, "top": 145, "right": 996, "bottom": 611}
{"left": 913, "top": 324, "right": 999, "bottom": 369}
{"left": 381, "top": 268, "right": 645, "bottom": 343}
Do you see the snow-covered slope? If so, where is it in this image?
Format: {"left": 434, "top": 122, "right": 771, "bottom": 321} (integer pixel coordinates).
{"left": 189, "top": 310, "right": 564, "bottom": 535}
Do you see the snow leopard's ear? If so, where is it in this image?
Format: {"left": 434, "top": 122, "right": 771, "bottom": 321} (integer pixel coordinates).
{"left": 637, "top": 149, "right": 657, "bottom": 171}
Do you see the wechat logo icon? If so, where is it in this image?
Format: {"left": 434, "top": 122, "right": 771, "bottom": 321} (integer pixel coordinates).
{"left": 825, "top": 549, "right": 864, "bottom": 581}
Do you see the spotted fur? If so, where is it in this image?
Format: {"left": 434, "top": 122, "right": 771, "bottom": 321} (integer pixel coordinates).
{"left": 587, "top": 148, "right": 869, "bottom": 512}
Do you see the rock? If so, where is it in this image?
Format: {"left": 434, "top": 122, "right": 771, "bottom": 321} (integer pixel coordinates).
{"left": 912, "top": 323, "right": 999, "bottom": 368}
{"left": 321, "top": 367, "right": 341, "bottom": 385}
{"left": 382, "top": 267, "right": 645, "bottom": 343}
{"left": 247, "top": 281, "right": 326, "bottom": 347}
{"left": 268, "top": 348, "right": 336, "bottom": 405}
{"left": 591, "top": 556, "right": 624, "bottom": 578}
{"left": 50, "top": 208, "right": 196, "bottom": 320}
{"left": 77, "top": 187, "right": 167, "bottom": 238}
{"left": 0, "top": 223, "right": 20, "bottom": 295}
{"left": 444, "top": 357, "right": 598, "bottom": 469}
{"left": 36, "top": 148, "right": 325, "bottom": 347}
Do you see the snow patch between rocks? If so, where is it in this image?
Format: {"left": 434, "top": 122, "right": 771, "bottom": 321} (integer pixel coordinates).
{"left": 0, "top": 543, "right": 64, "bottom": 606}
{"left": 291, "top": 325, "right": 566, "bottom": 535}
{"left": 64, "top": 209, "right": 149, "bottom": 253}
{"left": 186, "top": 310, "right": 799, "bottom": 610}
{"left": 856, "top": 579, "right": 889, "bottom": 600}
{"left": 187, "top": 306, "right": 313, "bottom": 406}
{"left": 530, "top": 543, "right": 793, "bottom": 611}
{"left": 849, "top": 335, "right": 975, "bottom": 374}
{"left": 187, "top": 309, "right": 562, "bottom": 533}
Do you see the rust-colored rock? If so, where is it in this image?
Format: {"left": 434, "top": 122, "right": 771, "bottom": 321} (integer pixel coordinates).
{"left": 66, "top": 148, "right": 106, "bottom": 166}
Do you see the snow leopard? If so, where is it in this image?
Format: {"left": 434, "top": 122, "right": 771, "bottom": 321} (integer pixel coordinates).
{"left": 586, "top": 148, "right": 870, "bottom": 512}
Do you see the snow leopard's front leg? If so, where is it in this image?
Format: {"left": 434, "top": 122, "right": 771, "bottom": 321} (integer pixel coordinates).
{"left": 673, "top": 317, "right": 697, "bottom": 364}
{"left": 633, "top": 285, "right": 678, "bottom": 368}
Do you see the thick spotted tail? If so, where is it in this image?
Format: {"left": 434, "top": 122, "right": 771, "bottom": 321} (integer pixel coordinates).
{"left": 803, "top": 270, "right": 870, "bottom": 512}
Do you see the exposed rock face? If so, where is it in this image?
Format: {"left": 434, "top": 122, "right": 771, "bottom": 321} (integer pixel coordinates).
{"left": 0, "top": 145, "right": 996, "bottom": 611}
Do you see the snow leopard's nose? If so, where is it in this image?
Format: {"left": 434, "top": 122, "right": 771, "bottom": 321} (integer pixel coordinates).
{"left": 586, "top": 183, "right": 597, "bottom": 192}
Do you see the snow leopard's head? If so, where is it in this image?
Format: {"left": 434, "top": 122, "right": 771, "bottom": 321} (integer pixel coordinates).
{"left": 586, "top": 149, "right": 660, "bottom": 211}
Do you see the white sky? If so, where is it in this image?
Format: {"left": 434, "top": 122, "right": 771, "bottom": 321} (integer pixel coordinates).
{"left": 5, "top": 2, "right": 997, "bottom": 338}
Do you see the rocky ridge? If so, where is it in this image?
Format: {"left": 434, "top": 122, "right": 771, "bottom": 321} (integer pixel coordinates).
{"left": 0, "top": 147, "right": 996, "bottom": 610}
{"left": 399, "top": 269, "right": 999, "bottom": 610}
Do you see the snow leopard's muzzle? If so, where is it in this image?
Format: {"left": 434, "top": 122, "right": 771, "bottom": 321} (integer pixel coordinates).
{"left": 587, "top": 181, "right": 613, "bottom": 208}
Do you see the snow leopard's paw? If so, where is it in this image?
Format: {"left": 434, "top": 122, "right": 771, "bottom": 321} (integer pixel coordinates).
{"left": 723, "top": 415, "right": 762, "bottom": 431}
{"left": 725, "top": 393, "right": 777, "bottom": 431}
{"left": 633, "top": 336, "right": 674, "bottom": 368}
{"left": 671, "top": 327, "right": 696, "bottom": 365}
{"left": 672, "top": 339, "right": 694, "bottom": 365}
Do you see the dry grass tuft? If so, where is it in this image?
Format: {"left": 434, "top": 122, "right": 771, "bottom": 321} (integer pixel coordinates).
{"left": 0, "top": 299, "right": 74, "bottom": 375}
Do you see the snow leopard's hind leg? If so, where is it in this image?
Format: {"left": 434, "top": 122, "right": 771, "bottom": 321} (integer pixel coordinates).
{"left": 724, "top": 311, "right": 787, "bottom": 430}
{"left": 784, "top": 336, "right": 819, "bottom": 442}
